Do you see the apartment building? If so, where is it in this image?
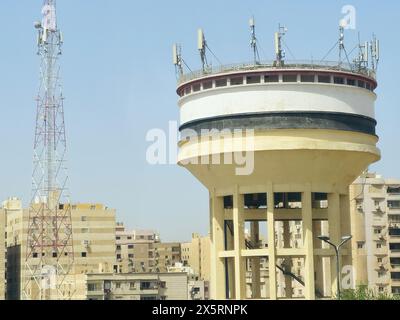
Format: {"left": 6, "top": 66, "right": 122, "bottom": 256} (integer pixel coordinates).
{"left": 3, "top": 198, "right": 116, "bottom": 299}
{"left": 86, "top": 272, "right": 188, "bottom": 300}
{"left": 115, "top": 223, "right": 181, "bottom": 273}
{"left": 350, "top": 173, "right": 400, "bottom": 295}
{"left": 154, "top": 242, "right": 181, "bottom": 272}
{"left": 181, "top": 233, "right": 211, "bottom": 281}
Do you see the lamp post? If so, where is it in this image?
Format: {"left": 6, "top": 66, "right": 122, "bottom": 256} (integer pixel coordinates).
{"left": 317, "top": 235, "right": 352, "bottom": 300}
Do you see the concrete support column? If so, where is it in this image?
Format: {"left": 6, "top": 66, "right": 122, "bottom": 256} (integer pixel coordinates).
{"left": 267, "top": 184, "right": 277, "bottom": 299}
{"left": 302, "top": 188, "right": 315, "bottom": 300}
{"left": 313, "top": 220, "right": 324, "bottom": 297}
{"left": 226, "top": 221, "right": 235, "bottom": 299}
{"left": 328, "top": 192, "right": 340, "bottom": 298}
{"left": 250, "top": 221, "right": 261, "bottom": 299}
{"left": 210, "top": 191, "right": 226, "bottom": 299}
{"left": 233, "top": 186, "right": 246, "bottom": 299}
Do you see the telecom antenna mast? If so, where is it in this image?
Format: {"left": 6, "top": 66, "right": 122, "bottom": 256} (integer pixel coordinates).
{"left": 249, "top": 17, "right": 260, "bottom": 65}
{"left": 274, "top": 24, "right": 287, "bottom": 67}
{"left": 24, "top": 0, "right": 75, "bottom": 300}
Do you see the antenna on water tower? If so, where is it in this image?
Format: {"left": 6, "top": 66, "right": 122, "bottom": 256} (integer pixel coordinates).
{"left": 274, "top": 24, "right": 287, "bottom": 67}
{"left": 249, "top": 16, "right": 260, "bottom": 65}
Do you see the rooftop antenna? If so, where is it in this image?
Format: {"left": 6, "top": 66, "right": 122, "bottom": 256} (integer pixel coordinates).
{"left": 274, "top": 24, "right": 287, "bottom": 67}
{"left": 198, "top": 28, "right": 209, "bottom": 72}
{"left": 354, "top": 33, "right": 369, "bottom": 71}
{"left": 338, "top": 24, "right": 345, "bottom": 65}
{"left": 173, "top": 43, "right": 184, "bottom": 77}
{"left": 249, "top": 16, "right": 260, "bottom": 65}
{"left": 370, "top": 34, "right": 380, "bottom": 72}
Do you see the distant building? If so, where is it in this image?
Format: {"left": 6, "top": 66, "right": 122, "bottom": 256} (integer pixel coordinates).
{"left": 181, "top": 233, "right": 210, "bottom": 281}
{"left": 350, "top": 173, "right": 400, "bottom": 295}
{"left": 86, "top": 272, "right": 188, "bottom": 300}
{"left": 115, "top": 223, "right": 181, "bottom": 273}
{"left": 3, "top": 198, "right": 116, "bottom": 300}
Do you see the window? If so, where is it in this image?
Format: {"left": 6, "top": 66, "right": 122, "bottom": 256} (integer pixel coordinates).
{"left": 378, "top": 258, "right": 383, "bottom": 263}
{"left": 128, "top": 254, "right": 134, "bottom": 259}
{"left": 116, "top": 236, "right": 121, "bottom": 240}
{"left": 318, "top": 75, "right": 331, "bottom": 83}
{"left": 81, "top": 252, "right": 87, "bottom": 257}
{"left": 117, "top": 254, "right": 121, "bottom": 260}
{"left": 264, "top": 74, "right": 279, "bottom": 82}
{"left": 192, "top": 83, "right": 201, "bottom": 92}
{"left": 81, "top": 228, "right": 89, "bottom": 233}
{"left": 376, "top": 243, "right": 382, "bottom": 249}
{"left": 347, "top": 78, "right": 356, "bottom": 86}
{"left": 388, "top": 201, "right": 400, "bottom": 209}
{"left": 246, "top": 75, "right": 261, "bottom": 84}
{"left": 215, "top": 79, "right": 227, "bottom": 87}
{"left": 378, "top": 271, "right": 385, "bottom": 277}
{"left": 184, "top": 86, "right": 191, "bottom": 95}
{"left": 388, "top": 187, "right": 400, "bottom": 194}
{"left": 202, "top": 81, "right": 212, "bottom": 90}
{"left": 81, "top": 216, "right": 87, "bottom": 221}
{"left": 127, "top": 236, "right": 132, "bottom": 240}
{"left": 116, "top": 245, "right": 121, "bottom": 250}
{"left": 282, "top": 74, "right": 297, "bottom": 82}
{"left": 300, "top": 74, "right": 314, "bottom": 82}
{"left": 130, "top": 282, "right": 135, "bottom": 290}
{"left": 358, "top": 80, "right": 365, "bottom": 88}
{"left": 390, "top": 243, "right": 400, "bottom": 251}
{"left": 389, "top": 228, "right": 400, "bottom": 236}
{"left": 334, "top": 77, "right": 344, "bottom": 84}
{"left": 72, "top": 205, "right": 77, "bottom": 210}
{"left": 90, "top": 205, "right": 96, "bottom": 210}
{"left": 357, "top": 242, "right": 364, "bottom": 249}
{"left": 366, "top": 82, "right": 371, "bottom": 90}
{"left": 116, "top": 282, "right": 121, "bottom": 289}
{"left": 128, "top": 244, "right": 134, "bottom": 249}
{"left": 391, "top": 272, "right": 400, "bottom": 280}
{"left": 374, "top": 229, "right": 382, "bottom": 234}
{"left": 88, "top": 283, "right": 100, "bottom": 292}
{"left": 230, "top": 77, "right": 243, "bottom": 85}
{"left": 379, "top": 287, "right": 384, "bottom": 293}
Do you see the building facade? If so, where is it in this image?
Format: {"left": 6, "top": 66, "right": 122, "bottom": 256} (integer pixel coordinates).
{"left": 115, "top": 223, "right": 181, "bottom": 274}
{"left": 181, "top": 233, "right": 211, "bottom": 281}
{"left": 4, "top": 198, "right": 116, "bottom": 299}
{"left": 350, "top": 173, "right": 400, "bottom": 295}
{"left": 86, "top": 272, "right": 188, "bottom": 300}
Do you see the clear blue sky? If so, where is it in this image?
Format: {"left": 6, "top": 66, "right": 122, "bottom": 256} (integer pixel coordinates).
{"left": 0, "top": 1, "right": 398, "bottom": 242}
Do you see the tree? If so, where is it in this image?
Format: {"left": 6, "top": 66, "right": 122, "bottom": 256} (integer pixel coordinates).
{"left": 340, "top": 285, "right": 400, "bottom": 300}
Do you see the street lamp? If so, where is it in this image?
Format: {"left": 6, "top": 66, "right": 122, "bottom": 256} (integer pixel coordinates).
{"left": 317, "top": 235, "right": 352, "bottom": 300}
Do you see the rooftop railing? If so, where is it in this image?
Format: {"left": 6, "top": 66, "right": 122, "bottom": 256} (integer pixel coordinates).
{"left": 178, "top": 60, "right": 376, "bottom": 84}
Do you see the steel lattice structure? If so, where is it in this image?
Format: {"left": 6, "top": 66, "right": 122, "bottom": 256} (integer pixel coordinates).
{"left": 23, "top": 0, "right": 75, "bottom": 300}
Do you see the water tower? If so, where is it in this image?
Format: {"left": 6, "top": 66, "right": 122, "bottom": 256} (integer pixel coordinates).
{"left": 174, "top": 23, "right": 380, "bottom": 299}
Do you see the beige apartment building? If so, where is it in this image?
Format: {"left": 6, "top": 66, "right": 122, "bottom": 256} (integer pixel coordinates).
{"left": 0, "top": 206, "right": 5, "bottom": 300}
{"left": 85, "top": 272, "right": 188, "bottom": 300}
{"left": 115, "top": 223, "right": 181, "bottom": 274}
{"left": 181, "top": 233, "right": 211, "bottom": 281}
{"left": 3, "top": 198, "right": 116, "bottom": 299}
{"left": 350, "top": 173, "right": 400, "bottom": 295}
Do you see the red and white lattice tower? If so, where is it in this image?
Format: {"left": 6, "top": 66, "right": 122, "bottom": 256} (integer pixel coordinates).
{"left": 24, "top": 0, "right": 75, "bottom": 300}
